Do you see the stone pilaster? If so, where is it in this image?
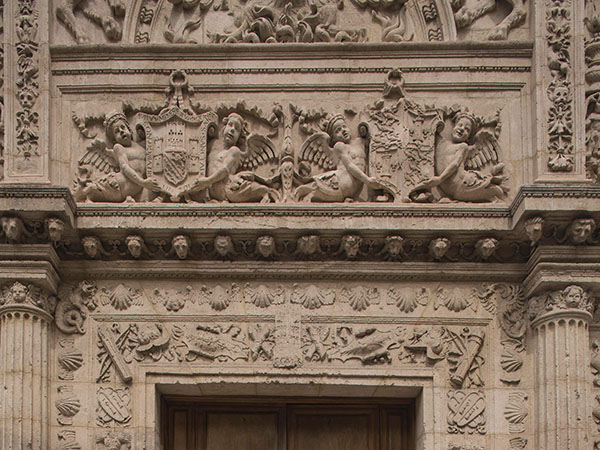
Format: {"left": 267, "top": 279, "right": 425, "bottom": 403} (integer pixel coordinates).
{"left": 529, "top": 285, "right": 593, "bottom": 449}
{"left": 0, "top": 281, "right": 55, "bottom": 449}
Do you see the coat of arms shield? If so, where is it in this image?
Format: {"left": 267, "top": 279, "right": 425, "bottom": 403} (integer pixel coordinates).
{"left": 136, "top": 107, "right": 218, "bottom": 199}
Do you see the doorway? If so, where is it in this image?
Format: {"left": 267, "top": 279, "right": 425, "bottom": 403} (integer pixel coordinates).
{"left": 163, "top": 397, "right": 415, "bottom": 450}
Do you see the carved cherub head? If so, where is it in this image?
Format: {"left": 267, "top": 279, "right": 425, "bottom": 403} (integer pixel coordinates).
{"left": 429, "top": 237, "right": 451, "bottom": 260}
{"left": 256, "top": 235, "right": 276, "bottom": 258}
{"left": 82, "top": 236, "right": 102, "bottom": 258}
{"left": 566, "top": 218, "right": 596, "bottom": 245}
{"left": 125, "top": 235, "right": 144, "bottom": 258}
{"left": 297, "top": 235, "right": 321, "bottom": 257}
{"left": 172, "top": 234, "right": 191, "bottom": 259}
{"left": 383, "top": 235, "right": 405, "bottom": 259}
{"left": 340, "top": 234, "right": 362, "bottom": 259}
{"left": 524, "top": 217, "right": 544, "bottom": 246}
{"left": 550, "top": 82, "right": 570, "bottom": 108}
{"left": 561, "top": 285, "right": 587, "bottom": 308}
{"left": 18, "top": 87, "right": 37, "bottom": 109}
{"left": 214, "top": 235, "right": 234, "bottom": 258}
{"left": 475, "top": 237, "right": 499, "bottom": 261}
{"left": 9, "top": 282, "right": 28, "bottom": 303}
{"left": 45, "top": 217, "right": 65, "bottom": 243}
{"left": 326, "top": 114, "right": 351, "bottom": 146}
{"left": 1, "top": 216, "right": 25, "bottom": 243}
{"left": 222, "top": 113, "right": 249, "bottom": 148}
{"left": 451, "top": 112, "right": 476, "bottom": 143}
{"left": 104, "top": 111, "right": 132, "bottom": 147}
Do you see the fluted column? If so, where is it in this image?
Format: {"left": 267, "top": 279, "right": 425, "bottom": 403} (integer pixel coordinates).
{"left": 0, "top": 281, "right": 55, "bottom": 449}
{"left": 529, "top": 285, "right": 593, "bottom": 450}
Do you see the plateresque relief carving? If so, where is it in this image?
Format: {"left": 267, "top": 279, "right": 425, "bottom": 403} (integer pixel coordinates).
{"left": 447, "top": 390, "right": 486, "bottom": 434}
{"left": 96, "top": 387, "right": 131, "bottom": 427}
{"left": 452, "top": 0, "right": 526, "bottom": 40}
{"left": 70, "top": 69, "right": 511, "bottom": 204}
{"left": 55, "top": 0, "right": 125, "bottom": 44}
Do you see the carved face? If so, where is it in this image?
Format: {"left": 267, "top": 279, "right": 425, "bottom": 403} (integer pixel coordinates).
{"left": 10, "top": 282, "right": 27, "bottom": 303}
{"left": 172, "top": 235, "right": 190, "bottom": 259}
{"left": 126, "top": 235, "right": 143, "bottom": 258}
{"left": 18, "top": 88, "right": 37, "bottom": 109}
{"left": 429, "top": 237, "right": 450, "bottom": 260}
{"left": 1, "top": 217, "right": 24, "bottom": 243}
{"left": 256, "top": 235, "right": 275, "bottom": 258}
{"left": 45, "top": 217, "right": 64, "bottom": 242}
{"left": 451, "top": 117, "right": 473, "bottom": 143}
{"left": 112, "top": 119, "right": 132, "bottom": 146}
{"left": 475, "top": 238, "right": 498, "bottom": 260}
{"left": 562, "top": 285, "right": 584, "bottom": 307}
{"left": 298, "top": 235, "right": 320, "bottom": 256}
{"left": 331, "top": 120, "right": 351, "bottom": 145}
{"left": 214, "top": 235, "right": 233, "bottom": 257}
{"left": 552, "top": 85, "right": 569, "bottom": 106}
{"left": 223, "top": 115, "right": 243, "bottom": 147}
{"left": 384, "top": 235, "right": 404, "bottom": 258}
{"left": 524, "top": 218, "right": 544, "bottom": 246}
{"left": 341, "top": 235, "right": 362, "bottom": 258}
{"left": 82, "top": 236, "right": 101, "bottom": 258}
{"left": 281, "top": 161, "right": 294, "bottom": 190}
{"left": 567, "top": 218, "right": 596, "bottom": 244}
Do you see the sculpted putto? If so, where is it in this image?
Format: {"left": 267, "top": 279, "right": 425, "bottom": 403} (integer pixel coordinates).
{"left": 410, "top": 111, "right": 508, "bottom": 203}
{"left": 294, "top": 114, "right": 395, "bottom": 202}
{"left": 72, "top": 112, "right": 155, "bottom": 203}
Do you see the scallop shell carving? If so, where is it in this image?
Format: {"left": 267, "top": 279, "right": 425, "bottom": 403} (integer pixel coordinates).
{"left": 388, "top": 288, "right": 428, "bottom": 313}
{"left": 56, "top": 396, "right": 81, "bottom": 425}
{"left": 58, "top": 348, "right": 84, "bottom": 373}
{"left": 291, "top": 284, "right": 335, "bottom": 310}
{"left": 504, "top": 392, "right": 528, "bottom": 434}
{"left": 245, "top": 284, "right": 284, "bottom": 308}
{"left": 340, "top": 287, "right": 379, "bottom": 312}
{"left": 500, "top": 347, "right": 523, "bottom": 373}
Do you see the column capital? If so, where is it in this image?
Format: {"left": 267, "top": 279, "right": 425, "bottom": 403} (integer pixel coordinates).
{"left": 0, "top": 280, "right": 56, "bottom": 320}
{"left": 528, "top": 284, "right": 594, "bottom": 328}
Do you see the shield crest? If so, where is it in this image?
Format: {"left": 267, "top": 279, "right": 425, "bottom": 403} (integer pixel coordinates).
{"left": 136, "top": 107, "right": 218, "bottom": 198}
{"left": 362, "top": 98, "right": 443, "bottom": 199}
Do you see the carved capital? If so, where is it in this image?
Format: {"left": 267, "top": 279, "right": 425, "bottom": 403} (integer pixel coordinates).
{"left": 528, "top": 285, "right": 594, "bottom": 327}
{"left": 0, "top": 281, "right": 57, "bottom": 318}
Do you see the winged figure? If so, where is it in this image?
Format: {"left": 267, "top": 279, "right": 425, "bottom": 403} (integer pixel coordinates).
{"left": 409, "top": 111, "right": 508, "bottom": 203}
{"left": 178, "top": 112, "right": 281, "bottom": 202}
{"left": 293, "top": 114, "right": 397, "bottom": 202}
{"left": 71, "top": 111, "right": 155, "bottom": 202}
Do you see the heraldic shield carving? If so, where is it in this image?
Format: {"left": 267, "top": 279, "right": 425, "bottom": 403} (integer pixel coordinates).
{"left": 136, "top": 107, "right": 218, "bottom": 200}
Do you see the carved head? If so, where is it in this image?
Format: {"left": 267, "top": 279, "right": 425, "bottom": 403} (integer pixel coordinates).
{"left": 125, "top": 235, "right": 144, "bottom": 258}
{"left": 9, "top": 282, "right": 28, "bottom": 303}
{"left": 384, "top": 235, "right": 404, "bottom": 258}
{"left": 79, "top": 280, "right": 98, "bottom": 302}
{"left": 1, "top": 216, "right": 25, "bottom": 243}
{"left": 82, "top": 236, "right": 102, "bottom": 258}
{"left": 256, "top": 235, "right": 275, "bottom": 258}
{"left": 18, "top": 87, "right": 37, "bottom": 109}
{"left": 341, "top": 234, "right": 362, "bottom": 259}
{"left": 104, "top": 111, "right": 132, "bottom": 146}
{"left": 45, "top": 217, "right": 65, "bottom": 242}
{"left": 451, "top": 114, "right": 475, "bottom": 143}
{"left": 566, "top": 218, "right": 596, "bottom": 244}
{"left": 429, "top": 237, "right": 450, "bottom": 260}
{"left": 297, "top": 235, "right": 321, "bottom": 256}
{"left": 214, "top": 235, "right": 234, "bottom": 257}
{"left": 551, "top": 84, "right": 570, "bottom": 107}
{"left": 562, "top": 285, "right": 586, "bottom": 308}
{"left": 475, "top": 237, "right": 498, "bottom": 261}
{"left": 172, "top": 234, "right": 191, "bottom": 259}
{"left": 326, "top": 114, "right": 351, "bottom": 145}
{"left": 280, "top": 159, "right": 295, "bottom": 190}
{"left": 524, "top": 217, "right": 544, "bottom": 246}
{"left": 222, "top": 113, "right": 248, "bottom": 148}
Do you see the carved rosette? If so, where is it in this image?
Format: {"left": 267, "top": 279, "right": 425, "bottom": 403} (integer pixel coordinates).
{"left": 0, "top": 281, "right": 55, "bottom": 449}
{"left": 529, "top": 285, "right": 593, "bottom": 448}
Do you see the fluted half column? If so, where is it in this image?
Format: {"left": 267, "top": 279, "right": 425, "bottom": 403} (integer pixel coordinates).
{"left": 529, "top": 285, "right": 593, "bottom": 450}
{"left": 0, "top": 281, "right": 55, "bottom": 450}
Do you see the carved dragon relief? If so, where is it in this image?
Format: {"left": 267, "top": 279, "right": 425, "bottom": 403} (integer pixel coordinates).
{"left": 70, "top": 69, "right": 511, "bottom": 204}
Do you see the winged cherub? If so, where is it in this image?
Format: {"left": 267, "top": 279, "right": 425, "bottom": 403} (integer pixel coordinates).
{"left": 72, "top": 111, "right": 155, "bottom": 202}
{"left": 179, "top": 112, "right": 280, "bottom": 203}
{"left": 409, "top": 111, "right": 508, "bottom": 203}
{"left": 293, "top": 114, "right": 395, "bottom": 202}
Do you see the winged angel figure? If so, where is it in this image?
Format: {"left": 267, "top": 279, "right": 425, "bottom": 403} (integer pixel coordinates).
{"left": 178, "top": 112, "right": 281, "bottom": 202}
{"left": 293, "top": 114, "right": 397, "bottom": 202}
{"left": 72, "top": 111, "right": 155, "bottom": 202}
{"left": 409, "top": 111, "right": 508, "bottom": 203}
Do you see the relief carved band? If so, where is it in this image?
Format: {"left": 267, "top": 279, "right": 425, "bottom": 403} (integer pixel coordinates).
{"left": 529, "top": 285, "right": 593, "bottom": 448}
{"left": 0, "top": 281, "right": 54, "bottom": 449}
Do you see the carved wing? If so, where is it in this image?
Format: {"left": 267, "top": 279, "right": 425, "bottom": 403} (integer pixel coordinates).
{"left": 78, "top": 139, "right": 119, "bottom": 174}
{"left": 240, "top": 134, "right": 279, "bottom": 170}
{"left": 298, "top": 132, "right": 336, "bottom": 171}
{"left": 464, "top": 130, "right": 500, "bottom": 171}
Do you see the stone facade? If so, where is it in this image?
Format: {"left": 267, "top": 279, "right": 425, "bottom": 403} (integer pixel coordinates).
{"left": 0, "top": 0, "right": 599, "bottom": 448}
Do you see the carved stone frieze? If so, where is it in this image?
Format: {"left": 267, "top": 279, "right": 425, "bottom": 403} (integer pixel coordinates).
{"left": 96, "top": 387, "right": 131, "bottom": 427}
{"left": 447, "top": 390, "right": 486, "bottom": 434}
